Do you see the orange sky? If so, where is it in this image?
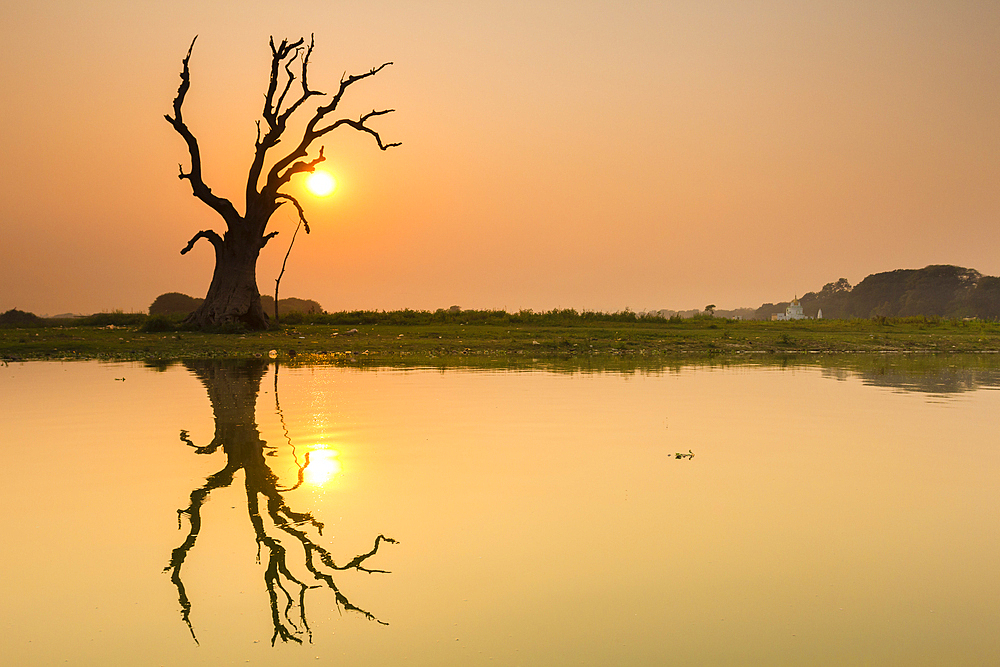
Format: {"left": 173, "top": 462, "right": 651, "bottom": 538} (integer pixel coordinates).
{"left": 2, "top": 1, "right": 998, "bottom": 315}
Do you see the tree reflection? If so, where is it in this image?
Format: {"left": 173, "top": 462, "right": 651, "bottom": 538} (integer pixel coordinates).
{"left": 165, "top": 359, "right": 394, "bottom": 645}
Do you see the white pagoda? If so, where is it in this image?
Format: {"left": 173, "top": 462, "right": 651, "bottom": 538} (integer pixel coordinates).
{"left": 772, "top": 296, "right": 810, "bottom": 320}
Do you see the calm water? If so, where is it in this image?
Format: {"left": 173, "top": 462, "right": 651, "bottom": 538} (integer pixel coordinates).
{"left": 1, "top": 359, "right": 997, "bottom": 666}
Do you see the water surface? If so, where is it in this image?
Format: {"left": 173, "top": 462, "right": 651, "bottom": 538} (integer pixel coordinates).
{"left": 1, "top": 359, "right": 997, "bottom": 665}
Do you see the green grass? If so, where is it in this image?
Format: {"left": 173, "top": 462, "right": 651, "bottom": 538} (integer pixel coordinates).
{"left": 4, "top": 313, "right": 1000, "bottom": 366}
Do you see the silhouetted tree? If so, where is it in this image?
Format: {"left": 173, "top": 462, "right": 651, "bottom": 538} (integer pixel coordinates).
{"left": 165, "top": 36, "right": 399, "bottom": 330}
{"left": 798, "top": 278, "right": 852, "bottom": 319}
{"left": 847, "top": 265, "right": 980, "bottom": 318}
{"left": 970, "top": 276, "right": 1000, "bottom": 319}
{"left": 760, "top": 266, "right": 1000, "bottom": 319}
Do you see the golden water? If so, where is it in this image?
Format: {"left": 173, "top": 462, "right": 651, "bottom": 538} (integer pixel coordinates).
{"left": 1, "top": 360, "right": 997, "bottom": 665}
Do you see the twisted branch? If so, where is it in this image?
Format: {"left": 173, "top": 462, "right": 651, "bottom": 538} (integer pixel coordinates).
{"left": 275, "top": 193, "right": 311, "bottom": 234}
{"left": 179, "top": 229, "right": 223, "bottom": 256}
{"left": 165, "top": 37, "right": 241, "bottom": 225}
{"left": 248, "top": 36, "right": 326, "bottom": 204}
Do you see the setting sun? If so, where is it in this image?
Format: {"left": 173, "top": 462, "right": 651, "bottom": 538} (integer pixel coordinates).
{"left": 304, "top": 447, "right": 342, "bottom": 487}
{"left": 305, "top": 170, "right": 336, "bottom": 197}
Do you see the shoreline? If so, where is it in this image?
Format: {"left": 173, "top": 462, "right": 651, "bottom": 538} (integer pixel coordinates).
{"left": 4, "top": 319, "right": 1000, "bottom": 363}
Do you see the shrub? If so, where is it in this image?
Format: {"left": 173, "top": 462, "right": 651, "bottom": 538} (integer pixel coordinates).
{"left": 149, "top": 292, "right": 203, "bottom": 316}
{"left": 140, "top": 315, "right": 177, "bottom": 332}
{"left": 80, "top": 311, "right": 147, "bottom": 327}
{"left": 0, "top": 308, "right": 44, "bottom": 327}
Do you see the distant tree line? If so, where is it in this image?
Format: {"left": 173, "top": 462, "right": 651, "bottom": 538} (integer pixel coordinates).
{"left": 0, "top": 309, "right": 148, "bottom": 328}
{"left": 148, "top": 296, "right": 675, "bottom": 326}
{"left": 1, "top": 304, "right": 680, "bottom": 330}
{"left": 7, "top": 264, "right": 1000, "bottom": 330}
{"left": 756, "top": 265, "right": 1000, "bottom": 320}
{"left": 139, "top": 267, "right": 1000, "bottom": 323}
{"left": 148, "top": 292, "right": 322, "bottom": 318}
{"left": 306, "top": 307, "right": 662, "bottom": 326}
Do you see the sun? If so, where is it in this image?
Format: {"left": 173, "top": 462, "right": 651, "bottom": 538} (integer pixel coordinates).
{"left": 305, "top": 170, "right": 336, "bottom": 197}
{"left": 304, "top": 448, "right": 342, "bottom": 487}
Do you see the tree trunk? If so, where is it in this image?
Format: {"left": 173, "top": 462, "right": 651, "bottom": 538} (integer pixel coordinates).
{"left": 184, "top": 233, "right": 269, "bottom": 330}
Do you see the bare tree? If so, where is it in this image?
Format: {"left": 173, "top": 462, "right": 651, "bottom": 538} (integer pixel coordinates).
{"left": 165, "top": 36, "right": 399, "bottom": 330}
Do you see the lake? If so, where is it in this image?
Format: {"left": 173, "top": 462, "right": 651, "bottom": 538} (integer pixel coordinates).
{"left": 1, "top": 358, "right": 997, "bottom": 666}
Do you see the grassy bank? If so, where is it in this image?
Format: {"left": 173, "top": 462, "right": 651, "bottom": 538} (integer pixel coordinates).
{"left": 3, "top": 312, "right": 1000, "bottom": 365}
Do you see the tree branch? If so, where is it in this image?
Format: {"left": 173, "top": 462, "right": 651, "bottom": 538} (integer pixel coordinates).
{"left": 321, "top": 63, "right": 395, "bottom": 118}
{"left": 275, "top": 37, "right": 322, "bottom": 125}
{"left": 180, "top": 229, "right": 224, "bottom": 255}
{"left": 264, "top": 62, "right": 399, "bottom": 193}
{"left": 273, "top": 48, "right": 300, "bottom": 120}
{"left": 248, "top": 36, "right": 324, "bottom": 205}
{"left": 275, "top": 146, "right": 327, "bottom": 195}
{"left": 313, "top": 109, "right": 402, "bottom": 149}
{"left": 165, "top": 37, "right": 242, "bottom": 225}
{"left": 275, "top": 194, "right": 311, "bottom": 234}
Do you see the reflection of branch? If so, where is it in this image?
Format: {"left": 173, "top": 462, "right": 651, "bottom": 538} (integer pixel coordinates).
{"left": 164, "top": 446, "right": 243, "bottom": 644}
{"left": 179, "top": 428, "right": 222, "bottom": 455}
{"left": 166, "top": 360, "right": 395, "bottom": 645}
{"left": 281, "top": 451, "right": 311, "bottom": 492}
{"left": 302, "top": 533, "right": 398, "bottom": 623}
{"left": 339, "top": 534, "right": 398, "bottom": 573}
{"left": 266, "top": 481, "right": 397, "bottom": 623}
{"left": 273, "top": 363, "right": 310, "bottom": 492}
{"left": 248, "top": 485, "right": 314, "bottom": 644}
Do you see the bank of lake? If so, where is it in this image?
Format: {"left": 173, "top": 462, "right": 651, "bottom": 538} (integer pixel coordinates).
{"left": 4, "top": 317, "right": 1000, "bottom": 367}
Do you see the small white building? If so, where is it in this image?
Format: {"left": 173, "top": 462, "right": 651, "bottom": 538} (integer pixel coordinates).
{"left": 771, "top": 296, "right": 814, "bottom": 321}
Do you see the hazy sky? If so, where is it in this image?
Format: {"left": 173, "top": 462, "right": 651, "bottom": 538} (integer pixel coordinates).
{"left": 2, "top": 1, "right": 998, "bottom": 315}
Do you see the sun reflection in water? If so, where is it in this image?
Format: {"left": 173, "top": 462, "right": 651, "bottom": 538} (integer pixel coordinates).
{"left": 305, "top": 447, "right": 342, "bottom": 487}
